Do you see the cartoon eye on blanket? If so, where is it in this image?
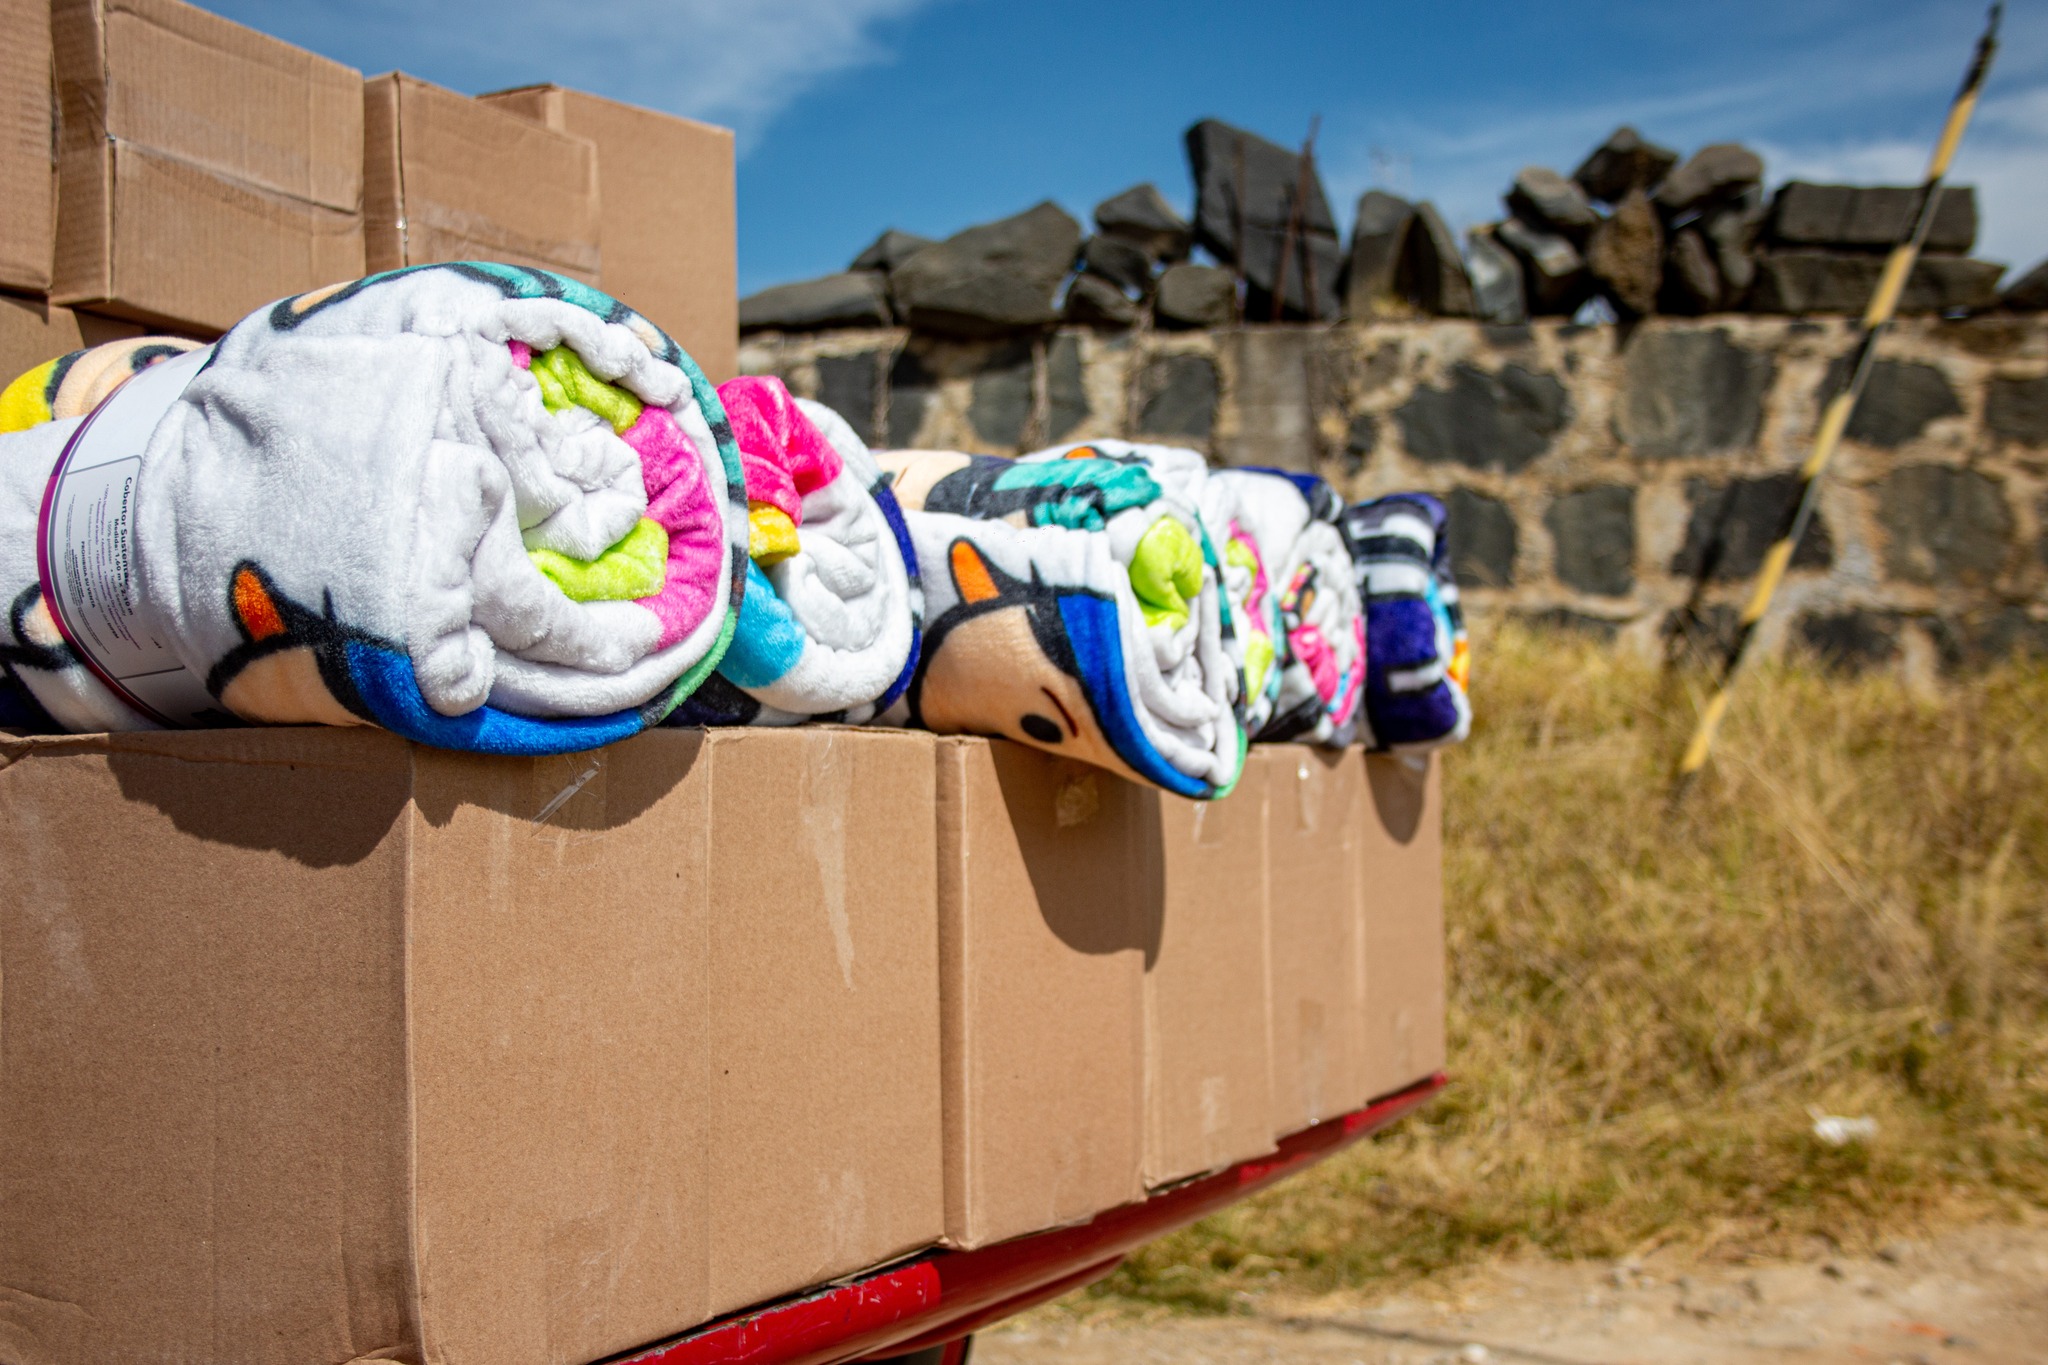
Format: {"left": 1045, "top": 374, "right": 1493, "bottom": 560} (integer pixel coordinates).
{"left": 205, "top": 563, "right": 396, "bottom": 727}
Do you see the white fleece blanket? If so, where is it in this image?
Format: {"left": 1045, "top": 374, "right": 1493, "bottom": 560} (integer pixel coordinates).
{"left": 1209, "top": 468, "right": 1366, "bottom": 745}
{"left": 668, "top": 380, "right": 921, "bottom": 726}
{"left": 2, "top": 263, "right": 747, "bottom": 755}
{"left": 877, "top": 446, "right": 1244, "bottom": 798}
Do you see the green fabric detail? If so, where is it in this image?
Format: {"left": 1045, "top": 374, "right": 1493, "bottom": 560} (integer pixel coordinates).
{"left": 1129, "top": 516, "right": 1204, "bottom": 632}
{"left": 529, "top": 518, "right": 669, "bottom": 601}
{"left": 530, "top": 346, "right": 644, "bottom": 434}
{"left": 1243, "top": 633, "right": 1276, "bottom": 705}
{"left": 1208, "top": 724, "right": 1250, "bottom": 801}
{"left": 995, "top": 460, "right": 1162, "bottom": 531}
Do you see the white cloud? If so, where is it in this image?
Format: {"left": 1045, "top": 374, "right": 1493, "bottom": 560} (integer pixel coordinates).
{"left": 252, "top": 0, "right": 936, "bottom": 153}
{"left": 1315, "top": 13, "right": 2048, "bottom": 275}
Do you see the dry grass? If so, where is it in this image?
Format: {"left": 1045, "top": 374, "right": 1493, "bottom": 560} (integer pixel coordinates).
{"left": 1098, "top": 623, "right": 2048, "bottom": 1312}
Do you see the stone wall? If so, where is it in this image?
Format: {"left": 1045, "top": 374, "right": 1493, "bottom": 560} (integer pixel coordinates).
{"left": 740, "top": 313, "right": 2048, "bottom": 672}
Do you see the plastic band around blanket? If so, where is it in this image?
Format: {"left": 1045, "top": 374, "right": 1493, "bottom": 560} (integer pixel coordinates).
{"left": 35, "top": 345, "right": 218, "bottom": 727}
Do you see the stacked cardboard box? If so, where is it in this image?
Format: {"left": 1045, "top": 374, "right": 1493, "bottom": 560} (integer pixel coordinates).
{"left": 0, "top": 725, "right": 1442, "bottom": 1362}
{"left": 0, "top": 0, "right": 740, "bottom": 389}
{"left": 50, "top": 0, "right": 367, "bottom": 333}
{"left": 480, "top": 84, "right": 739, "bottom": 383}
{"left": 939, "top": 739, "right": 1445, "bottom": 1245}
{"left": 362, "top": 73, "right": 601, "bottom": 286}
{"left": 0, "top": 726, "right": 944, "bottom": 1365}
{"left": 1, "top": 0, "right": 56, "bottom": 295}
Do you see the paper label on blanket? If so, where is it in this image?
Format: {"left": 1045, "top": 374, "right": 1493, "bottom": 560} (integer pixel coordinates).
{"left": 37, "top": 346, "right": 218, "bottom": 727}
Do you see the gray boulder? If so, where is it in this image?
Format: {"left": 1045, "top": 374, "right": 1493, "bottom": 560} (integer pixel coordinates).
{"left": 1467, "top": 226, "right": 1528, "bottom": 324}
{"left": 1587, "top": 188, "right": 1664, "bottom": 316}
{"left": 889, "top": 201, "right": 1083, "bottom": 337}
{"left": 1655, "top": 143, "right": 1764, "bottom": 216}
{"left": 1154, "top": 263, "right": 1236, "bottom": 328}
{"left": 1766, "top": 183, "right": 1977, "bottom": 254}
{"left": 1572, "top": 126, "right": 1678, "bottom": 204}
{"left": 1700, "top": 197, "right": 1762, "bottom": 301}
{"left": 1094, "top": 183, "right": 1192, "bottom": 262}
{"left": 1749, "top": 253, "right": 2004, "bottom": 314}
{"left": 1081, "top": 234, "right": 1155, "bottom": 296}
{"left": 2001, "top": 257, "right": 2048, "bottom": 310}
{"left": 1065, "top": 272, "right": 1141, "bottom": 328}
{"left": 1507, "top": 167, "right": 1599, "bottom": 242}
{"left": 1497, "top": 217, "right": 1590, "bottom": 315}
{"left": 849, "top": 228, "right": 935, "bottom": 273}
{"left": 1396, "top": 201, "right": 1476, "bottom": 317}
{"left": 1344, "top": 190, "right": 1418, "bottom": 319}
{"left": 739, "top": 272, "right": 892, "bottom": 333}
{"left": 1661, "top": 228, "right": 1722, "bottom": 314}
{"left": 1184, "top": 118, "right": 1342, "bottom": 318}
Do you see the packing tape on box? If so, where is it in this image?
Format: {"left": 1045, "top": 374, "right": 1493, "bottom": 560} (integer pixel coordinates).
{"left": 36, "top": 345, "right": 218, "bottom": 727}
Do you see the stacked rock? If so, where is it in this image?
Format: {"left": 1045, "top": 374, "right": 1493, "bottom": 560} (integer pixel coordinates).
{"left": 738, "top": 117, "right": 2048, "bottom": 339}
{"left": 1464, "top": 126, "right": 2020, "bottom": 320}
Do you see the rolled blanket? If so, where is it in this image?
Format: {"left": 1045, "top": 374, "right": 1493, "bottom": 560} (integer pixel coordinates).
{"left": 2, "top": 337, "right": 206, "bottom": 732}
{"left": 1211, "top": 468, "right": 1366, "bottom": 745}
{"left": 1339, "top": 491, "right": 1472, "bottom": 750}
{"left": 878, "top": 447, "right": 1244, "bottom": 798}
{"left": 1027, "top": 438, "right": 1277, "bottom": 733}
{"left": 667, "top": 378, "right": 920, "bottom": 725}
{"left": 4, "top": 263, "right": 747, "bottom": 755}
{"left": 0, "top": 336, "right": 206, "bottom": 434}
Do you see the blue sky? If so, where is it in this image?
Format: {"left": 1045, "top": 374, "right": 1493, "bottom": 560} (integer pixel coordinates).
{"left": 211, "top": 1, "right": 2048, "bottom": 296}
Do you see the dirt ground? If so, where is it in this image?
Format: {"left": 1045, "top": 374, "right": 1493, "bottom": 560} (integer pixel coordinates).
{"left": 976, "top": 1219, "right": 2048, "bottom": 1365}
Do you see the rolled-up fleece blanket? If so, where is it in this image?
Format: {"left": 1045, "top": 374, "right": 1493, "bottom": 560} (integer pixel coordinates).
{"left": 1339, "top": 491, "right": 1472, "bottom": 750}
{"left": 1210, "top": 467, "right": 1366, "bottom": 745}
{"left": 667, "top": 378, "right": 920, "bottom": 726}
{"left": 1028, "top": 438, "right": 1279, "bottom": 735}
{"left": 1, "top": 337, "right": 206, "bottom": 732}
{"left": 876, "top": 446, "right": 1244, "bottom": 798}
{"left": 2, "top": 263, "right": 747, "bottom": 754}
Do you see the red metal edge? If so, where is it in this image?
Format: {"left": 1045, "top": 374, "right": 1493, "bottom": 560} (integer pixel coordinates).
{"left": 868, "top": 1256, "right": 1123, "bottom": 1358}
{"left": 611, "top": 1073, "right": 1445, "bottom": 1365}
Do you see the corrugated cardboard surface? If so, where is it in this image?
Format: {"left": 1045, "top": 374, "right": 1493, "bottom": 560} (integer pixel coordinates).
{"left": 0, "top": 292, "right": 147, "bottom": 386}
{"left": 1, "top": 0, "right": 55, "bottom": 292}
{"left": 0, "top": 729, "right": 421, "bottom": 1365}
{"left": 1261, "top": 745, "right": 1369, "bottom": 1135}
{"left": 935, "top": 737, "right": 1147, "bottom": 1248}
{"left": 705, "top": 727, "right": 942, "bottom": 1316}
{"left": 403, "top": 734, "right": 716, "bottom": 1365}
{"left": 364, "top": 73, "right": 600, "bottom": 283}
{"left": 1358, "top": 752, "right": 1448, "bottom": 1100}
{"left": 1137, "top": 767, "right": 1278, "bottom": 1188}
{"left": 480, "top": 85, "right": 737, "bottom": 382}
{"left": 50, "top": 0, "right": 365, "bottom": 331}
{"left": 0, "top": 726, "right": 947, "bottom": 1365}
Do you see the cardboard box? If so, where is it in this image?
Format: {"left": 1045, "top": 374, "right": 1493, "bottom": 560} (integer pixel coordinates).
{"left": 934, "top": 737, "right": 1148, "bottom": 1248}
{"left": 479, "top": 84, "right": 737, "bottom": 382}
{"left": 0, "top": 291, "right": 149, "bottom": 387}
{"left": 1, "top": 0, "right": 55, "bottom": 293}
{"left": 50, "top": 0, "right": 365, "bottom": 332}
{"left": 1136, "top": 769, "right": 1277, "bottom": 1188}
{"left": 1358, "top": 752, "right": 1448, "bottom": 1100}
{"left": 705, "top": 727, "right": 943, "bottom": 1316}
{"left": 0, "top": 725, "right": 943, "bottom": 1365}
{"left": 364, "top": 73, "right": 601, "bottom": 284}
{"left": 1261, "top": 745, "right": 1370, "bottom": 1135}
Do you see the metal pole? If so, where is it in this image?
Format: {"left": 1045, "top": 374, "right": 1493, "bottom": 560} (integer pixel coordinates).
{"left": 1671, "top": 3, "right": 2002, "bottom": 800}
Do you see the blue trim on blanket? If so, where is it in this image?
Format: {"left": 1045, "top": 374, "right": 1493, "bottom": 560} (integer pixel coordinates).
{"left": 1057, "top": 593, "right": 1211, "bottom": 800}
{"left": 345, "top": 643, "right": 644, "bottom": 755}
{"left": 872, "top": 480, "right": 922, "bottom": 714}
{"left": 718, "top": 562, "right": 809, "bottom": 689}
